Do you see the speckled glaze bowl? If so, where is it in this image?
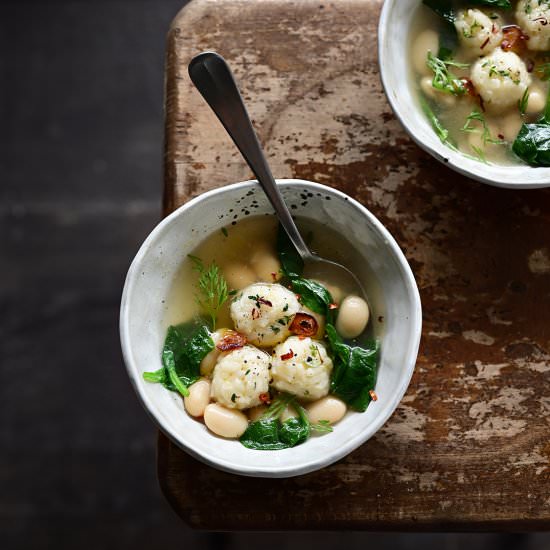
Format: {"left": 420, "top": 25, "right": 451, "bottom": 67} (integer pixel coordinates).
{"left": 120, "top": 179, "right": 422, "bottom": 477}
{"left": 379, "top": 0, "right": 550, "bottom": 189}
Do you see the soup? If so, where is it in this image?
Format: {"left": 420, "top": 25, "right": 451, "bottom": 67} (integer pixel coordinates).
{"left": 410, "top": 0, "right": 550, "bottom": 166}
{"left": 143, "top": 215, "right": 380, "bottom": 449}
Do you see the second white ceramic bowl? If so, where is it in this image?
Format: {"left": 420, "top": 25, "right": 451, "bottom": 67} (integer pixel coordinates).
{"left": 379, "top": 0, "right": 550, "bottom": 189}
{"left": 120, "top": 179, "right": 422, "bottom": 477}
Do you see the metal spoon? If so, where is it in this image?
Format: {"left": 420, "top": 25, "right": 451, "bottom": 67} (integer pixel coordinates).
{"left": 188, "top": 51, "right": 365, "bottom": 299}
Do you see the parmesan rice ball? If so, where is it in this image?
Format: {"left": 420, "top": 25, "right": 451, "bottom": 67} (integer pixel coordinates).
{"left": 516, "top": 0, "right": 550, "bottom": 51}
{"left": 210, "top": 345, "right": 270, "bottom": 410}
{"left": 471, "top": 49, "right": 531, "bottom": 112}
{"left": 230, "top": 283, "right": 301, "bottom": 347}
{"left": 455, "top": 9, "right": 503, "bottom": 57}
{"left": 271, "top": 336, "right": 333, "bottom": 401}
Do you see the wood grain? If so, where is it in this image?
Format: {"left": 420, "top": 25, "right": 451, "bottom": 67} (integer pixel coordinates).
{"left": 159, "top": 0, "right": 550, "bottom": 530}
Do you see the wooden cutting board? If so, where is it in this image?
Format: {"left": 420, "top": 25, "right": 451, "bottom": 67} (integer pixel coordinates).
{"left": 159, "top": 0, "right": 550, "bottom": 530}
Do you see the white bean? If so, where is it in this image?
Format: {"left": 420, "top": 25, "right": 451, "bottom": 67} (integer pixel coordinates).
{"left": 203, "top": 403, "right": 249, "bottom": 438}
{"left": 250, "top": 246, "right": 281, "bottom": 282}
{"left": 248, "top": 405, "right": 268, "bottom": 422}
{"left": 336, "top": 295, "right": 370, "bottom": 339}
{"left": 412, "top": 30, "right": 439, "bottom": 76}
{"left": 307, "top": 396, "right": 347, "bottom": 425}
{"left": 223, "top": 261, "right": 257, "bottom": 290}
{"left": 526, "top": 88, "right": 546, "bottom": 115}
{"left": 183, "top": 379, "right": 211, "bottom": 417}
{"left": 499, "top": 112, "right": 523, "bottom": 142}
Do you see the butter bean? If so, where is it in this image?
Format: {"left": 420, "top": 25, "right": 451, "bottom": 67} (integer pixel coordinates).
{"left": 183, "top": 379, "right": 211, "bottom": 417}
{"left": 250, "top": 246, "right": 281, "bottom": 282}
{"left": 336, "top": 295, "right": 370, "bottom": 339}
{"left": 204, "top": 403, "right": 249, "bottom": 438}
{"left": 223, "top": 261, "right": 257, "bottom": 290}
{"left": 307, "top": 396, "right": 347, "bottom": 425}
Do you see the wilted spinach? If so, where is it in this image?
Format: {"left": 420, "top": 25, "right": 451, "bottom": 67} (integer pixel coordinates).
{"left": 277, "top": 223, "right": 304, "bottom": 279}
{"left": 276, "top": 223, "right": 335, "bottom": 321}
{"left": 512, "top": 87, "right": 550, "bottom": 167}
{"left": 143, "top": 320, "right": 214, "bottom": 397}
{"left": 326, "top": 324, "right": 379, "bottom": 412}
{"left": 240, "top": 393, "right": 332, "bottom": 450}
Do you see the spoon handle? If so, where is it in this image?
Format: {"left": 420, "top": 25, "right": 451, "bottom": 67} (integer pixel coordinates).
{"left": 188, "top": 51, "right": 312, "bottom": 261}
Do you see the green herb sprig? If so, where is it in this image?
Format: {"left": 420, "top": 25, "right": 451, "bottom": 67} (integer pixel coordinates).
{"left": 188, "top": 255, "right": 228, "bottom": 330}
{"left": 426, "top": 52, "right": 469, "bottom": 96}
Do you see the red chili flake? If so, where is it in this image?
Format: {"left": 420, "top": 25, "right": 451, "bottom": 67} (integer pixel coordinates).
{"left": 498, "top": 133, "right": 505, "bottom": 140}
{"left": 533, "top": 17, "right": 548, "bottom": 26}
{"left": 259, "top": 393, "right": 271, "bottom": 404}
{"left": 216, "top": 331, "right": 247, "bottom": 352}
{"left": 480, "top": 36, "right": 490, "bottom": 50}
{"left": 527, "top": 59, "right": 535, "bottom": 73}
{"left": 289, "top": 313, "right": 318, "bottom": 337}
{"left": 257, "top": 297, "right": 272, "bottom": 307}
{"left": 280, "top": 349, "right": 294, "bottom": 361}
{"left": 295, "top": 294, "right": 301, "bottom": 300}
{"left": 378, "top": 315, "right": 384, "bottom": 323}
{"left": 271, "top": 272, "right": 277, "bottom": 281}
{"left": 369, "top": 390, "right": 378, "bottom": 402}
{"left": 251, "top": 308, "right": 260, "bottom": 320}
{"left": 501, "top": 25, "right": 530, "bottom": 53}
{"left": 328, "top": 303, "right": 339, "bottom": 310}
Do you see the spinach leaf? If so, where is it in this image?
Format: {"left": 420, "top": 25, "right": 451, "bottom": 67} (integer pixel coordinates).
{"left": 240, "top": 417, "right": 289, "bottom": 450}
{"left": 279, "top": 405, "right": 311, "bottom": 446}
{"left": 290, "top": 278, "right": 334, "bottom": 322}
{"left": 326, "top": 324, "right": 379, "bottom": 412}
{"left": 471, "top": 0, "right": 511, "bottom": 7}
{"left": 423, "top": 0, "right": 455, "bottom": 24}
{"left": 143, "top": 320, "right": 214, "bottom": 397}
{"left": 277, "top": 223, "right": 304, "bottom": 278}
{"left": 239, "top": 393, "right": 330, "bottom": 450}
{"left": 512, "top": 87, "right": 550, "bottom": 167}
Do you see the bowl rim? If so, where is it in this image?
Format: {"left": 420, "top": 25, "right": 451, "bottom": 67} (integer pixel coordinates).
{"left": 120, "top": 178, "right": 423, "bottom": 477}
{"left": 378, "top": 0, "right": 550, "bottom": 190}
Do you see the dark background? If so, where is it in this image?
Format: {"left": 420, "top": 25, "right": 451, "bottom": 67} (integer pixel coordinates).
{"left": 2, "top": 1, "right": 549, "bottom": 548}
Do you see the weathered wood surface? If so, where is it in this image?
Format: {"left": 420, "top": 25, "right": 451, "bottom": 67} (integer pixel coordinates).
{"left": 159, "top": 0, "right": 550, "bottom": 530}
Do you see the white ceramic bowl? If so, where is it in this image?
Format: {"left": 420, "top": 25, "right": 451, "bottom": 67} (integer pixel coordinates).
{"left": 120, "top": 179, "right": 422, "bottom": 477}
{"left": 379, "top": 0, "right": 550, "bottom": 189}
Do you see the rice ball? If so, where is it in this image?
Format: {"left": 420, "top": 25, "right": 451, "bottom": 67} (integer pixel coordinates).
{"left": 210, "top": 345, "right": 270, "bottom": 410}
{"left": 471, "top": 49, "right": 531, "bottom": 112}
{"left": 516, "top": 1, "right": 550, "bottom": 51}
{"left": 271, "top": 336, "right": 333, "bottom": 401}
{"left": 455, "top": 9, "right": 503, "bottom": 57}
{"left": 230, "top": 283, "right": 301, "bottom": 347}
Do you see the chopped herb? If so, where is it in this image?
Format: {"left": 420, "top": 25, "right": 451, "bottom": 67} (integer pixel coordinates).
{"left": 462, "top": 110, "right": 505, "bottom": 145}
{"left": 419, "top": 95, "right": 457, "bottom": 149}
{"left": 283, "top": 303, "right": 289, "bottom": 312}
{"left": 471, "top": 145, "right": 488, "bottom": 163}
{"left": 426, "top": 52, "right": 469, "bottom": 96}
{"left": 245, "top": 369, "right": 250, "bottom": 375}
{"left": 519, "top": 88, "right": 530, "bottom": 116}
{"left": 231, "top": 393, "right": 237, "bottom": 403}
{"left": 188, "top": 255, "right": 228, "bottom": 330}
{"left": 221, "top": 227, "right": 228, "bottom": 237}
